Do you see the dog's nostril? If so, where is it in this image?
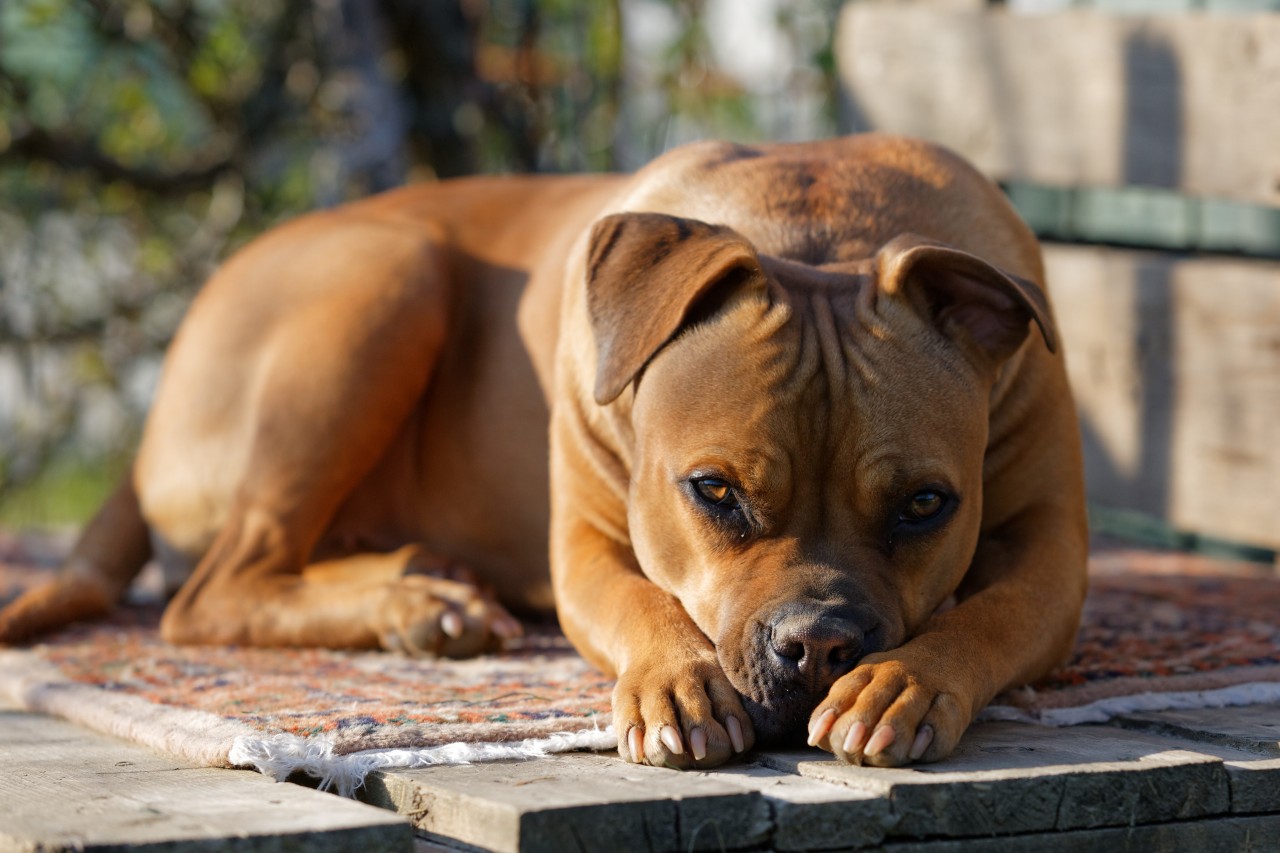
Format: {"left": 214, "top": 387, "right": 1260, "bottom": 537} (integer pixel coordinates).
{"left": 810, "top": 636, "right": 860, "bottom": 676}
{"left": 829, "top": 643, "right": 859, "bottom": 666}
{"left": 776, "top": 639, "right": 805, "bottom": 662}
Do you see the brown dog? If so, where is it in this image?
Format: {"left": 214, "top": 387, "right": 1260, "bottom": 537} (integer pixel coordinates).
{"left": 0, "top": 135, "right": 1087, "bottom": 769}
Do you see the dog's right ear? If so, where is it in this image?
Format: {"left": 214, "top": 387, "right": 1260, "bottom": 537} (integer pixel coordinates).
{"left": 875, "top": 234, "right": 1058, "bottom": 364}
{"left": 585, "top": 212, "right": 767, "bottom": 405}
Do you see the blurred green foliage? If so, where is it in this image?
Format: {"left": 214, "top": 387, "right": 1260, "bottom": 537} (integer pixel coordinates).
{"left": 0, "top": 0, "right": 841, "bottom": 526}
{"left": 0, "top": 0, "right": 632, "bottom": 278}
{"left": 0, "top": 450, "right": 128, "bottom": 527}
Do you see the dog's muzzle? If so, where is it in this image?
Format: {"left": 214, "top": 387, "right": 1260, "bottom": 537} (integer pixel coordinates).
{"left": 728, "top": 601, "right": 884, "bottom": 744}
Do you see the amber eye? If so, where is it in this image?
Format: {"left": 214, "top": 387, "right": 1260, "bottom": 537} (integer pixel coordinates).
{"left": 691, "top": 477, "right": 740, "bottom": 511}
{"left": 901, "top": 490, "right": 947, "bottom": 523}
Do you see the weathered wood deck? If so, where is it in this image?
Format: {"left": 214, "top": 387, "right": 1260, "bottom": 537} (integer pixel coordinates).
{"left": 3, "top": 694, "right": 1278, "bottom": 852}
{"left": 0, "top": 701, "right": 409, "bottom": 852}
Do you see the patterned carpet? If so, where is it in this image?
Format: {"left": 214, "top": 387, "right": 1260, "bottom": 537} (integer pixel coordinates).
{"left": 1, "top": 532, "right": 1277, "bottom": 789}
{"left": 991, "top": 547, "right": 1280, "bottom": 723}
{"left": 27, "top": 618, "right": 611, "bottom": 749}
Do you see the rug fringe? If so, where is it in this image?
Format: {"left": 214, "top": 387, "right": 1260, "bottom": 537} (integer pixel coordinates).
{"left": 982, "top": 680, "right": 1280, "bottom": 727}
{"left": 228, "top": 726, "right": 618, "bottom": 797}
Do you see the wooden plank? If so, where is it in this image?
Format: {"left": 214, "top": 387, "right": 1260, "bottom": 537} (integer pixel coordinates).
{"left": 1117, "top": 704, "right": 1280, "bottom": 756}
{"left": 1044, "top": 244, "right": 1280, "bottom": 550}
{"left": 364, "top": 753, "right": 779, "bottom": 853}
{"left": 368, "top": 753, "right": 894, "bottom": 853}
{"left": 1225, "top": 758, "right": 1280, "bottom": 814}
{"left": 686, "top": 763, "right": 890, "bottom": 851}
{"left": 880, "top": 813, "right": 1280, "bottom": 853}
{"left": 836, "top": 5, "right": 1280, "bottom": 206}
{"left": 1004, "top": 181, "right": 1280, "bottom": 258}
{"left": 1005, "top": 184, "right": 1280, "bottom": 258}
{"left": 371, "top": 722, "right": 1279, "bottom": 851}
{"left": 0, "top": 706, "right": 411, "bottom": 853}
{"left": 1107, "top": 705, "right": 1280, "bottom": 814}
{"left": 756, "top": 721, "right": 1233, "bottom": 838}
{"left": 1208, "top": 0, "right": 1280, "bottom": 9}
{"left": 1070, "top": 187, "right": 1195, "bottom": 249}
{"left": 1197, "top": 197, "right": 1280, "bottom": 257}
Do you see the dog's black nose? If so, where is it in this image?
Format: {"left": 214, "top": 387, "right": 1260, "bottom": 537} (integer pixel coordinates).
{"left": 768, "top": 611, "right": 864, "bottom": 686}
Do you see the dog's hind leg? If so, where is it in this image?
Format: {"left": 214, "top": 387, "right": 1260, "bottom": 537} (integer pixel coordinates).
{"left": 0, "top": 471, "right": 152, "bottom": 643}
{"left": 151, "top": 219, "right": 513, "bottom": 655}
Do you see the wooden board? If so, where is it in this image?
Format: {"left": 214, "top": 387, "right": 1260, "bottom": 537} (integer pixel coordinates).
{"left": 1118, "top": 704, "right": 1280, "bottom": 756}
{"left": 1113, "top": 704, "right": 1280, "bottom": 814}
{"left": 1006, "top": 183, "right": 1280, "bottom": 258}
{"left": 880, "top": 814, "right": 1280, "bottom": 853}
{"left": 0, "top": 705, "right": 411, "bottom": 852}
{"left": 835, "top": 4, "right": 1280, "bottom": 206}
{"left": 366, "top": 751, "right": 895, "bottom": 852}
{"left": 8, "top": 695, "right": 1278, "bottom": 852}
{"left": 757, "top": 722, "right": 1234, "bottom": 838}
{"left": 368, "top": 719, "right": 1273, "bottom": 851}
{"left": 1044, "top": 244, "right": 1280, "bottom": 550}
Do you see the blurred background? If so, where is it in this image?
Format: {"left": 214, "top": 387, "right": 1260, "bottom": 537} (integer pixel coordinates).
{"left": 0, "top": 0, "right": 839, "bottom": 527}
{"left": 1, "top": 0, "right": 1277, "bottom": 562}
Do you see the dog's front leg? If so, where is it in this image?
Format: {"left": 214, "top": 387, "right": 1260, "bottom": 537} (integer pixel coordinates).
{"left": 552, "top": 515, "right": 754, "bottom": 769}
{"left": 549, "top": 405, "right": 754, "bottom": 770}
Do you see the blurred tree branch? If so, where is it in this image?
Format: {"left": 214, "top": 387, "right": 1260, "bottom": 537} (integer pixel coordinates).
{"left": 7, "top": 124, "right": 233, "bottom": 194}
{"left": 1, "top": 0, "right": 312, "bottom": 195}
{"left": 238, "top": 0, "right": 311, "bottom": 146}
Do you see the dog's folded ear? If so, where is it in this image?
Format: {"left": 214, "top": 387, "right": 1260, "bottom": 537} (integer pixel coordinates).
{"left": 586, "top": 212, "right": 768, "bottom": 404}
{"left": 875, "top": 234, "right": 1058, "bottom": 363}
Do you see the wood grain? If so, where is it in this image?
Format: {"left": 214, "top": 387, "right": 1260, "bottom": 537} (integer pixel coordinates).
{"left": 0, "top": 704, "right": 410, "bottom": 852}
{"left": 1045, "top": 244, "right": 1280, "bottom": 549}
{"left": 836, "top": 4, "right": 1280, "bottom": 206}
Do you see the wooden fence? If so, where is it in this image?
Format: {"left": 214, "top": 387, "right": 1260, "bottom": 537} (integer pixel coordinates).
{"left": 836, "top": 0, "right": 1280, "bottom": 553}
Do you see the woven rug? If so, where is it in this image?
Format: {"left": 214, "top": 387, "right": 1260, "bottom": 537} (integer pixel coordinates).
{"left": 1, "top": 532, "right": 1277, "bottom": 793}
{"left": 984, "top": 546, "right": 1280, "bottom": 725}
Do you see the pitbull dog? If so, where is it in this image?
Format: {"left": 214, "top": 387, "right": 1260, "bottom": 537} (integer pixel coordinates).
{"left": 0, "top": 135, "right": 1088, "bottom": 769}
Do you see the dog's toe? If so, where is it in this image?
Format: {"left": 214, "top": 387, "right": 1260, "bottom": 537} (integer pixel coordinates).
{"left": 377, "top": 575, "right": 520, "bottom": 659}
{"left": 611, "top": 652, "right": 754, "bottom": 770}
{"left": 809, "top": 654, "right": 968, "bottom": 767}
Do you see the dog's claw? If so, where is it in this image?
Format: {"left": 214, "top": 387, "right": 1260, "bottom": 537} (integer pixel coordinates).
{"left": 659, "top": 726, "right": 684, "bottom": 756}
{"left": 440, "top": 611, "right": 465, "bottom": 639}
{"left": 910, "top": 725, "right": 934, "bottom": 760}
{"left": 689, "top": 727, "right": 708, "bottom": 760}
{"left": 627, "top": 726, "right": 645, "bottom": 763}
{"left": 726, "top": 715, "right": 746, "bottom": 753}
{"left": 841, "top": 720, "right": 868, "bottom": 755}
{"left": 865, "top": 724, "right": 895, "bottom": 757}
{"left": 492, "top": 614, "right": 523, "bottom": 640}
{"left": 807, "top": 707, "right": 836, "bottom": 746}
{"left": 816, "top": 653, "right": 968, "bottom": 767}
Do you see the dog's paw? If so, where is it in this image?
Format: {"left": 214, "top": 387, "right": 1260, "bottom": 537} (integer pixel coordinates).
{"left": 806, "top": 653, "right": 970, "bottom": 767}
{"left": 0, "top": 575, "right": 111, "bottom": 645}
{"left": 611, "top": 650, "right": 754, "bottom": 770}
{"left": 374, "top": 574, "right": 522, "bottom": 658}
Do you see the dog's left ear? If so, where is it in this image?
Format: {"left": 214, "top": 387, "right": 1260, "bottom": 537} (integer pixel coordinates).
{"left": 586, "top": 212, "right": 768, "bottom": 404}
{"left": 875, "top": 234, "right": 1058, "bottom": 362}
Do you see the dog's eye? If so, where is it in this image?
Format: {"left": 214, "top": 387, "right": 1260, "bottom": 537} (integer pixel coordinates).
{"left": 691, "top": 477, "right": 740, "bottom": 510}
{"left": 900, "top": 490, "right": 947, "bottom": 523}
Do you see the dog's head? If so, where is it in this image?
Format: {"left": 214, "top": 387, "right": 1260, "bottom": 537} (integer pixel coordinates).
{"left": 585, "top": 211, "right": 1056, "bottom": 743}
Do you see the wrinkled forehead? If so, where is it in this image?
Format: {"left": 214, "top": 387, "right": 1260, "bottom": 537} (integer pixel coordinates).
{"left": 632, "top": 287, "right": 990, "bottom": 482}
{"left": 632, "top": 297, "right": 802, "bottom": 439}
